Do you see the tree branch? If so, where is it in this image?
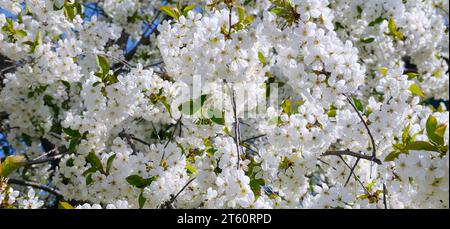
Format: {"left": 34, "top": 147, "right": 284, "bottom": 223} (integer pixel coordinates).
{"left": 322, "top": 150, "right": 381, "bottom": 165}
{"left": 230, "top": 88, "right": 242, "bottom": 170}
{"left": 8, "top": 178, "right": 63, "bottom": 198}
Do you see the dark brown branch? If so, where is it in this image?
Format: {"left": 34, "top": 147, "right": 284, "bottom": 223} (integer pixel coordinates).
{"left": 383, "top": 183, "right": 388, "bottom": 209}
{"left": 343, "top": 94, "right": 377, "bottom": 158}
{"left": 338, "top": 156, "right": 370, "bottom": 194}
{"left": 344, "top": 157, "right": 361, "bottom": 187}
{"left": 322, "top": 150, "right": 381, "bottom": 165}
{"left": 130, "top": 136, "right": 152, "bottom": 147}
{"left": 23, "top": 146, "right": 67, "bottom": 166}
{"left": 160, "top": 117, "right": 182, "bottom": 163}
{"left": 231, "top": 89, "right": 242, "bottom": 170}
{"left": 8, "top": 178, "right": 63, "bottom": 198}
{"left": 160, "top": 177, "right": 196, "bottom": 209}
{"left": 125, "top": 11, "right": 163, "bottom": 61}
{"left": 242, "top": 134, "right": 266, "bottom": 143}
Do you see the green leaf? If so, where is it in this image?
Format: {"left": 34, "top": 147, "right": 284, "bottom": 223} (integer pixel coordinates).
{"left": 21, "top": 133, "right": 33, "bottom": 147}
{"left": 86, "top": 174, "right": 93, "bottom": 185}
{"left": 388, "top": 17, "right": 404, "bottom": 40}
{"left": 178, "top": 94, "right": 209, "bottom": 115}
{"left": 402, "top": 123, "right": 411, "bottom": 144}
{"left": 86, "top": 151, "right": 105, "bottom": 175}
{"left": 426, "top": 115, "right": 438, "bottom": 139}
{"left": 388, "top": 17, "right": 397, "bottom": 34}
{"left": 406, "top": 141, "right": 440, "bottom": 152}
{"left": 106, "top": 153, "right": 116, "bottom": 174}
{"left": 63, "top": 128, "right": 81, "bottom": 138}
{"left": 429, "top": 124, "right": 446, "bottom": 146}
{"left": 185, "top": 162, "right": 197, "bottom": 174}
{"left": 435, "top": 124, "right": 447, "bottom": 140}
{"left": 409, "top": 84, "right": 424, "bottom": 97}
{"left": 378, "top": 67, "right": 388, "bottom": 76}
{"left": 138, "top": 191, "right": 146, "bottom": 209}
{"left": 281, "top": 99, "right": 292, "bottom": 116}
{"left": 237, "top": 5, "right": 245, "bottom": 21}
{"left": 16, "top": 30, "right": 27, "bottom": 38}
{"left": 211, "top": 113, "right": 226, "bottom": 125}
{"left": 258, "top": 51, "right": 267, "bottom": 67}
{"left": 327, "top": 108, "right": 337, "bottom": 117}
{"left": 96, "top": 55, "right": 110, "bottom": 76}
{"left": 360, "top": 37, "right": 375, "bottom": 43}
{"left": 58, "top": 201, "right": 74, "bottom": 209}
{"left": 0, "top": 155, "right": 25, "bottom": 177}
{"left": 160, "top": 6, "right": 180, "bottom": 20}
{"left": 182, "top": 5, "right": 196, "bottom": 16}
{"left": 384, "top": 151, "right": 402, "bottom": 162}
{"left": 368, "top": 17, "right": 385, "bottom": 26}
{"left": 126, "top": 175, "right": 156, "bottom": 189}
{"left": 406, "top": 72, "right": 418, "bottom": 80}
{"left": 352, "top": 98, "right": 364, "bottom": 112}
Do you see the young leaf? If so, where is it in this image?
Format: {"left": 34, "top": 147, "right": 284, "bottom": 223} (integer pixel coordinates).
{"left": 126, "top": 175, "right": 156, "bottom": 189}
{"left": 237, "top": 5, "right": 245, "bottom": 21}
{"left": 378, "top": 67, "right": 388, "bottom": 76}
{"left": 409, "top": 84, "right": 424, "bottom": 97}
{"left": 426, "top": 115, "right": 438, "bottom": 138}
{"left": 86, "top": 151, "right": 105, "bottom": 175}
{"left": 360, "top": 37, "right": 375, "bottom": 43}
{"left": 186, "top": 162, "right": 197, "bottom": 174}
{"left": 406, "top": 141, "right": 439, "bottom": 152}
{"left": 258, "top": 51, "right": 267, "bottom": 67}
{"left": 160, "top": 6, "right": 180, "bottom": 20}
{"left": 106, "top": 153, "right": 116, "bottom": 174}
{"left": 96, "top": 55, "right": 110, "bottom": 76}
{"left": 138, "top": 191, "right": 146, "bottom": 209}
{"left": 384, "top": 151, "right": 402, "bottom": 162}
{"left": 352, "top": 98, "right": 364, "bottom": 112}
{"left": 178, "top": 94, "right": 209, "bottom": 115}
{"left": 0, "top": 155, "right": 25, "bottom": 177}
{"left": 58, "top": 201, "right": 74, "bottom": 209}
{"left": 281, "top": 99, "right": 292, "bottom": 116}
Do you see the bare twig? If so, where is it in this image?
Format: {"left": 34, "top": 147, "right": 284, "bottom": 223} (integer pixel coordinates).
{"left": 230, "top": 89, "right": 242, "bottom": 170}
{"left": 23, "top": 146, "right": 67, "bottom": 166}
{"left": 160, "top": 177, "right": 196, "bottom": 209}
{"left": 160, "top": 117, "right": 182, "bottom": 164}
{"left": 322, "top": 150, "right": 381, "bottom": 165}
{"left": 122, "top": 133, "right": 137, "bottom": 154}
{"left": 344, "top": 157, "right": 361, "bottom": 187}
{"left": 338, "top": 156, "right": 370, "bottom": 195}
{"left": 317, "top": 158, "right": 337, "bottom": 171}
{"left": 242, "top": 134, "right": 267, "bottom": 143}
{"left": 383, "top": 183, "right": 388, "bottom": 209}
{"left": 130, "top": 135, "right": 152, "bottom": 147}
{"left": 8, "top": 178, "right": 63, "bottom": 198}
{"left": 343, "top": 94, "right": 376, "bottom": 158}
{"left": 125, "top": 11, "right": 163, "bottom": 60}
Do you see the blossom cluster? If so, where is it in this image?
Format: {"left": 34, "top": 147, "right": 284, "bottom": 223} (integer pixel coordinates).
{"left": 0, "top": 0, "right": 448, "bottom": 209}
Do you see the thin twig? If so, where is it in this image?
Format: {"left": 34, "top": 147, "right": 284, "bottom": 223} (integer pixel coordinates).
{"left": 344, "top": 157, "right": 361, "bottom": 187}
{"left": 230, "top": 89, "right": 242, "bottom": 170}
{"left": 317, "top": 158, "right": 337, "bottom": 171}
{"left": 8, "top": 178, "right": 63, "bottom": 198}
{"left": 338, "top": 156, "right": 370, "bottom": 195}
{"left": 242, "top": 134, "right": 267, "bottom": 143}
{"left": 383, "top": 183, "right": 388, "bottom": 209}
{"left": 160, "top": 177, "right": 196, "bottom": 209}
{"left": 130, "top": 136, "right": 152, "bottom": 147}
{"left": 125, "top": 11, "right": 163, "bottom": 60}
{"left": 160, "top": 117, "right": 182, "bottom": 163}
{"left": 23, "top": 154, "right": 65, "bottom": 166}
{"left": 343, "top": 94, "right": 376, "bottom": 158}
{"left": 322, "top": 150, "right": 381, "bottom": 164}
